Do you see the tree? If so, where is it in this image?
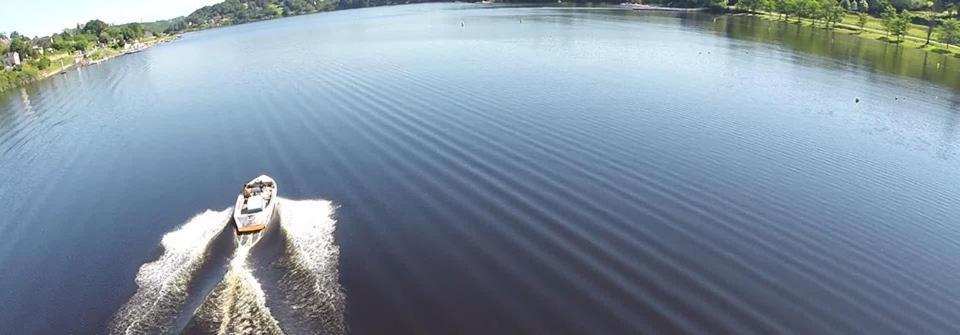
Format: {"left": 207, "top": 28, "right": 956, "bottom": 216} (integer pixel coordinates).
{"left": 941, "top": 18, "right": 960, "bottom": 48}
{"left": 890, "top": 10, "right": 912, "bottom": 42}
{"left": 740, "top": 0, "right": 772, "bottom": 12}
{"left": 881, "top": 5, "right": 897, "bottom": 36}
{"left": 34, "top": 56, "right": 51, "bottom": 70}
{"left": 821, "top": 0, "right": 845, "bottom": 28}
{"left": 924, "top": 16, "right": 937, "bottom": 46}
{"left": 762, "top": 0, "right": 777, "bottom": 11}
{"left": 123, "top": 23, "right": 145, "bottom": 41}
{"left": 75, "top": 39, "right": 94, "bottom": 52}
{"left": 868, "top": 0, "right": 892, "bottom": 15}
{"left": 857, "top": 12, "right": 869, "bottom": 31}
{"left": 948, "top": 3, "right": 960, "bottom": 17}
{"left": 707, "top": 0, "right": 728, "bottom": 11}
{"left": 798, "top": 0, "right": 823, "bottom": 24}
{"left": 737, "top": 0, "right": 764, "bottom": 12}
{"left": 777, "top": 0, "right": 795, "bottom": 19}
{"left": 82, "top": 19, "right": 109, "bottom": 35}
{"left": 8, "top": 35, "right": 35, "bottom": 59}
{"left": 789, "top": 0, "right": 807, "bottom": 21}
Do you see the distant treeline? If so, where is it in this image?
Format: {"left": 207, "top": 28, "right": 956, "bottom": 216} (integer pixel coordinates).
{"left": 166, "top": 0, "right": 420, "bottom": 32}
{"left": 164, "top": 0, "right": 726, "bottom": 32}
{"left": 0, "top": 20, "right": 153, "bottom": 92}
{"left": 173, "top": 0, "right": 956, "bottom": 31}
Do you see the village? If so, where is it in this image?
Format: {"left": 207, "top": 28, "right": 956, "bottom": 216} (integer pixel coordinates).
{"left": 1, "top": 21, "right": 176, "bottom": 92}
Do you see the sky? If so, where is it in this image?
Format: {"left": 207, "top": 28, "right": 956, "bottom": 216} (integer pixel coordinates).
{"left": 0, "top": 0, "right": 223, "bottom": 37}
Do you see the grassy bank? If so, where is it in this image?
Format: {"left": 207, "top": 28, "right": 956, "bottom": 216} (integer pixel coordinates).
{"left": 0, "top": 35, "right": 174, "bottom": 93}
{"left": 753, "top": 11, "right": 960, "bottom": 57}
{"left": 0, "top": 67, "right": 40, "bottom": 93}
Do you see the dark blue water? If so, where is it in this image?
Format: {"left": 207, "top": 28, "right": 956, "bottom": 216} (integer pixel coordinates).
{"left": 2, "top": 4, "right": 960, "bottom": 334}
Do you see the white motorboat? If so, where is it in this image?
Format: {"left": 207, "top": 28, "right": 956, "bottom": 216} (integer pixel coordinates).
{"left": 233, "top": 175, "right": 278, "bottom": 233}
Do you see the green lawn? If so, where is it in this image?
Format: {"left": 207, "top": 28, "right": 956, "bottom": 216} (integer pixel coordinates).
{"left": 757, "top": 11, "right": 959, "bottom": 56}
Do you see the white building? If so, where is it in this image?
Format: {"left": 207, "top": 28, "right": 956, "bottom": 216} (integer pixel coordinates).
{"left": 3, "top": 52, "right": 21, "bottom": 69}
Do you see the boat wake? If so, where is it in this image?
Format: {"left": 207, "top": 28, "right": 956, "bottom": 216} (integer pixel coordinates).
{"left": 274, "top": 199, "right": 346, "bottom": 334}
{"left": 186, "top": 245, "right": 284, "bottom": 335}
{"left": 110, "top": 209, "right": 232, "bottom": 334}
{"left": 110, "top": 198, "right": 344, "bottom": 335}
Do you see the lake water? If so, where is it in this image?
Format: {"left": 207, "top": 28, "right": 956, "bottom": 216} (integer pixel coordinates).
{"left": 3, "top": 4, "right": 960, "bottom": 334}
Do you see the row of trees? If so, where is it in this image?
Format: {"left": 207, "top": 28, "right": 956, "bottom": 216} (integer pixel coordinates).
{"left": 55, "top": 20, "right": 147, "bottom": 51}
{"left": 174, "top": 0, "right": 341, "bottom": 31}
{"left": 739, "top": 0, "right": 849, "bottom": 27}
{"left": 3, "top": 32, "right": 37, "bottom": 59}
{"left": 2, "top": 20, "right": 149, "bottom": 61}
{"left": 879, "top": 7, "right": 914, "bottom": 42}
{"left": 738, "top": 0, "right": 960, "bottom": 16}
{"left": 175, "top": 0, "right": 548, "bottom": 31}
{"left": 1, "top": 32, "right": 44, "bottom": 92}
{"left": 0, "top": 18, "right": 153, "bottom": 90}
{"left": 941, "top": 18, "right": 960, "bottom": 46}
{"left": 735, "top": 0, "right": 960, "bottom": 47}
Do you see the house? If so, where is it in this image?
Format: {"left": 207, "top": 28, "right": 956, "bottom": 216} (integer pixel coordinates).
{"left": 3, "top": 52, "right": 21, "bottom": 69}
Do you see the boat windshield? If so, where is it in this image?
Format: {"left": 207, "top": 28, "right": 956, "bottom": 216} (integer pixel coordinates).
{"left": 243, "top": 196, "right": 265, "bottom": 214}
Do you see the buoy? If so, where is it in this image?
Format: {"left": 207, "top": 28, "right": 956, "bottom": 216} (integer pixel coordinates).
{"left": 855, "top": 98, "right": 860, "bottom": 103}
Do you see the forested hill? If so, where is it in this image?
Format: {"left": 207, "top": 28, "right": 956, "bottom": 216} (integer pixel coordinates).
{"left": 172, "top": 0, "right": 712, "bottom": 32}
{"left": 172, "top": 0, "right": 439, "bottom": 31}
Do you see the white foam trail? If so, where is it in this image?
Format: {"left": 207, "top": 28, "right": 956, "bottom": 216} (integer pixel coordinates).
{"left": 111, "top": 199, "right": 344, "bottom": 334}
{"left": 111, "top": 208, "right": 231, "bottom": 335}
{"left": 277, "top": 199, "right": 346, "bottom": 334}
{"left": 194, "top": 245, "right": 283, "bottom": 335}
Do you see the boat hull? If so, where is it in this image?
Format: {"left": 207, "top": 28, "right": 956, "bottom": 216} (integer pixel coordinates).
{"left": 233, "top": 175, "right": 278, "bottom": 234}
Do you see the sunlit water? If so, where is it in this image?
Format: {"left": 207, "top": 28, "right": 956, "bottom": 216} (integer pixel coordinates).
{"left": 2, "top": 4, "right": 960, "bottom": 334}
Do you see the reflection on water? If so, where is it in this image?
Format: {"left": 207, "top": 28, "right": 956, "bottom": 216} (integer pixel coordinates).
{"left": 19, "top": 88, "right": 32, "bottom": 114}
{"left": 707, "top": 14, "right": 960, "bottom": 90}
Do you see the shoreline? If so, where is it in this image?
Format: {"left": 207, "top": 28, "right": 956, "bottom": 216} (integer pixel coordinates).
{"left": 618, "top": 3, "right": 708, "bottom": 11}
{"left": 65, "top": 35, "right": 179, "bottom": 71}
{"left": 4, "top": 3, "right": 958, "bottom": 95}
{"left": 743, "top": 11, "right": 960, "bottom": 58}
{"left": 1, "top": 35, "right": 179, "bottom": 93}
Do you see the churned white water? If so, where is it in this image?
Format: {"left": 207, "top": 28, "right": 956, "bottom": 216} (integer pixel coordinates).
{"left": 193, "top": 245, "right": 284, "bottom": 335}
{"left": 110, "top": 209, "right": 231, "bottom": 334}
{"left": 110, "top": 199, "right": 344, "bottom": 334}
{"left": 276, "top": 199, "right": 346, "bottom": 334}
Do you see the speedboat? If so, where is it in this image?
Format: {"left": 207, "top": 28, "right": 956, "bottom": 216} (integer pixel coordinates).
{"left": 233, "top": 175, "right": 278, "bottom": 233}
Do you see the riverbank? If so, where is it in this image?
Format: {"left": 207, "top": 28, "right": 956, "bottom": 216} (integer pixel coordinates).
{"left": 3, "top": 4, "right": 956, "bottom": 95}
{"left": 0, "top": 35, "right": 177, "bottom": 93}
{"left": 749, "top": 11, "right": 960, "bottom": 57}
{"left": 619, "top": 3, "right": 708, "bottom": 11}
